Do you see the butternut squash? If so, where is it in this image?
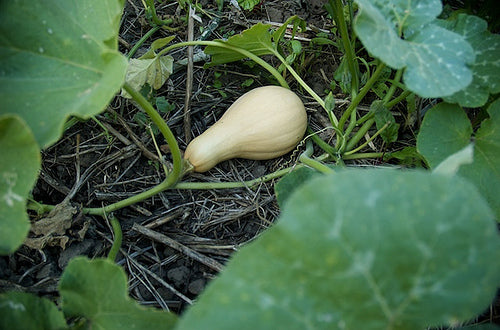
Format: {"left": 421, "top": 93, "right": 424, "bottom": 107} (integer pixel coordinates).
{"left": 184, "top": 86, "right": 307, "bottom": 172}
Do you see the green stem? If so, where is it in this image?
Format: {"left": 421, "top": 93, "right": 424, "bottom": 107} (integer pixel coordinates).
{"left": 144, "top": 0, "right": 173, "bottom": 26}
{"left": 383, "top": 69, "right": 403, "bottom": 104}
{"left": 127, "top": 25, "right": 161, "bottom": 59}
{"left": 274, "top": 52, "right": 340, "bottom": 126}
{"left": 343, "top": 152, "right": 384, "bottom": 160}
{"left": 344, "top": 118, "right": 375, "bottom": 151}
{"left": 107, "top": 216, "right": 122, "bottom": 262}
{"left": 307, "top": 127, "right": 338, "bottom": 161}
{"left": 123, "top": 83, "right": 183, "bottom": 182}
{"left": 345, "top": 121, "right": 388, "bottom": 155}
{"left": 158, "top": 40, "right": 289, "bottom": 88}
{"left": 174, "top": 166, "right": 297, "bottom": 190}
{"left": 355, "top": 110, "right": 374, "bottom": 126}
{"left": 331, "top": 0, "right": 359, "bottom": 95}
{"left": 85, "top": 83, "right": 183, "bottom": 215}
{"left": 298, "top": 140, "right": 334, "bottom": 174}
{"left": 385, "top": 89, "right": 412, "bottom": 109}
{"left": 338, "top": 62, "right": 386, "bottom": 131}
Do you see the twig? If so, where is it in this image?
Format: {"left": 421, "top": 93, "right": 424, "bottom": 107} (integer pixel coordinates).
{"left": 132, "top": 223, "right": 224, "bottom": 272}
{"left": 108, "top": 108, "right": 164, "bottom": 163}
{"left": 183, "top": 5, "right": 195, "bottom": 143}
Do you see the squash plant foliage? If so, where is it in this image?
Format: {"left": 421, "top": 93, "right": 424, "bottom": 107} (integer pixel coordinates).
{"left": 1, "top": 0, "right": 500, "bottom": 329}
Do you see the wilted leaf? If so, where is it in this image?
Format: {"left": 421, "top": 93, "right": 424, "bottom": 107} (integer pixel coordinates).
{"left": 123, "top": 55, "right": 174, "bottom": 97}
{"left": 24, "top": 202, "right": 78, "bottom": 250}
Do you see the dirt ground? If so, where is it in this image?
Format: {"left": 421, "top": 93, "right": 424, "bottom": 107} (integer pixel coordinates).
{"left": 1, "top": 0, "right": 499, "bottom": 324}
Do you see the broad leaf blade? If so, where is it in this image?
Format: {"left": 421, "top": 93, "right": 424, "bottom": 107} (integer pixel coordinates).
{"left": 177, "top": 169, "right": 500, "bottom": 329}
{"left": 204, "top": 23, "right": 275, "bottom": 66}
{"left": 60, "top": 257, "right": 177, "bottom": 329}
{"left": 0, "top": 115, "right": 40, "bottom": 255}
{"left": 433, "top": 144, "right": 474, "bottom": 176}
{"left": 0, "top": 292, "right": 66, "bottom": 330}
{"left": 459, "top": 98, "right": 500, "bottom": 220}
{"left": 275, "top": 166, "right": 320, "bottom": 208}
{"left": 440, "top": 14, "right": 500, "bottom": 107}
{"left": 0, "top": 0, "right": 128, "bottom": 148}
{"left": 416, "top": 103, "right": 472, "bottom": 168}
{"left": 354, "top": 0, "right": 474, "bottom": 98}
{"left": 417, "top": 100, "right": 500, "bottom": 220}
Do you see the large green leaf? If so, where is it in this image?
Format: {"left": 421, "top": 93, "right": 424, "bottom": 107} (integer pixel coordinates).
{"left": 60, "top": 257, "right": 177, "bottom": 329}
{"left": 204, "top": 23, "right": 275, "bottom": 66}
{"left": 0, "top": 115, "right": 40, "bottom": 255}
{"left": 177, "top": 169, "right": 500, "bottom": 329}
{"left": 440, "top": 14, "right": 500, "bottom": 107}
{"left": 459, "top": 99, "right": 500, "bottom": 220}
{"left": 0, "top": 292, "right": 66, "bottom": 330}
{"left": 0, "top": 0, "right": 128, "bottom": 148}
{"left": 354, "top": 0, "right": 474, "bottom": 98}
{"left": 417, "top": 100, "right": 500, "bottom": 220}
{"left": 274, "top": 166, "right": 320, "bottom": 208}
{"left": 416, "top": 103, "right": 472, "bottom": 168}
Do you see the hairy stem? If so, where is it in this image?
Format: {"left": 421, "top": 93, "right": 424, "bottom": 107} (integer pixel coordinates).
{"left": 299, "top": 141, "right": 334, "bottom": 174}
{"left": 339, "top": 62, "right": 386, "bottom": 131}
{"left": 85, "top": 83, "right": 183, "bottom": 215}
{"left": 107, "top": 216, "right": 122, "bottom": 261}
{"left": 127, "top": 25, "right": 161, "bottom": 59}
{"left": 158, "top": 40, "right": 289, "bottom": 88}
{"left": 344, "top": 118, "right": 375, "bottom": 152}
{"left": 329, "top": 0, "right": 359, "bottom": 95}
{"left": 345, "top": 121, "right": 389, "bottom": 155}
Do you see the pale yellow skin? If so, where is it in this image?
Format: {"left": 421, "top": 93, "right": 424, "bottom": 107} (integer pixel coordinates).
{"left": 184, "top": 86, "right": 308, "bottom": 172}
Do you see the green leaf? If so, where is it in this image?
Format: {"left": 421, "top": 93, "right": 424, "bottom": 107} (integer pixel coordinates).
{"left": 433, "top": 144, "right": 474, "bottom": 176}
{"left": 372, "top": 100, "right": 399, "bottom": 144}
{"left": 204, "top": 23, "right": 275, "bottom": 66}
{"left": 354, "top": 0, "right": 474, "bottom": 98}
{"left": 417, "top": 100, "right": 500, "bottom": 220}
{"left": 440, "top": 14, "right": 500, "bottom": 107}
{"left": 459, "top": 98, "right": 500, "bottom": 221}
{"left": 324, "top": 92, "right": 336, "bottom": 112}
{"left": 237, "top": 0, "right": 260, "bottom": 11}
{"left": 383, "top": 146, "right": 426, "bottom": 167}
{"left": 0, "top": 0, "right": 128, "bottom": 148}
{"left": 416, "top": 103, "right": 472, "bottom": 168}
{"left": 0, "top": 115, "right": 40, "bottom": 255}
{"left": 272, "top": 16, "right": 306, "bottom": 44}
{"left": 0, "top": 291, "right": 66, "bottom": 330}
{"left": 274, "top": 166, "right": 320, "bottom": 208}
{"left": 141, "top": 36, "right": 175, "bottom": 59}
{"left": 60, "top": 257, "right": 177, "bottom": 329}
{"left": 177, "top": 169, "right": 500, "bottom": 329}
